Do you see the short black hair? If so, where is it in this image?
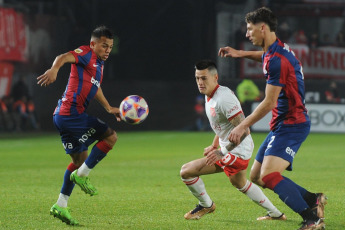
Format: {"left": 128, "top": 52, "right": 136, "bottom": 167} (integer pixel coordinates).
{"left": 91, "top": 25, "right": 114, "bottom": 39}
{"left": 195, "top": 60, "right": 217, "bottom": 72}
{"left": 245, "top": 7, "right": 278, "bottom": 32}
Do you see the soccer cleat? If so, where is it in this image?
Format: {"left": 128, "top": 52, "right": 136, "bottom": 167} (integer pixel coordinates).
{"left": 50, "top": 204, "right": 79, "bottom": 226}
{"left": 311, "top": 193, "right": 327, "bottom": 219}
{"left": 184, "top": 202, "right": 216, "bottom": 220}
{"left": 298, "top": 219, "right": 325, "bottom": 230}
{"left": 257, "top": 213, "right": 287, "bottom": 221}
{"left": 70, "top": 170, "right": 98, "bottom": 196}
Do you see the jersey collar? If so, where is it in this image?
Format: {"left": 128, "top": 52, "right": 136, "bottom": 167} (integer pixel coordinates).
{"left": 207, "top": 84, "right": 220, "bottom": 102}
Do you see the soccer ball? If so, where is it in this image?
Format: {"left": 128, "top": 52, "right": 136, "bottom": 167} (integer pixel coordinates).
{"left": 119, "top": 95, "right": 149, "bottom": 125}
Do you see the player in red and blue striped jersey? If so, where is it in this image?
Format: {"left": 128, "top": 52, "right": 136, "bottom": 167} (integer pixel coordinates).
{"left": 37, "top": 25, "right": 121, "bottom": 226}
{"left": 219, "top": 7, "right": 326, "bottom": 230}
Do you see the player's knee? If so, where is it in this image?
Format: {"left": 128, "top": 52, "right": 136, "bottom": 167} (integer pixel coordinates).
{"left": 229, "top": 178, "right": 245, "bottom": 189}
{"left": 104, "top": 129, "right": 117, "bottom": 147}
{"left": 250, "top": 171, "right": 260, "bottom": 185}
{"left": 180, "top": 163, "right": 191, "bottom": 179}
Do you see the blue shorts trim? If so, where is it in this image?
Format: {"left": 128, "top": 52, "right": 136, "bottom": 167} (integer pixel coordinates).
{"left": 255, "top": 122, "right": 310, "bottom": 171}
{"left": 53, "top": 113, "right": 109, "bottom": 154}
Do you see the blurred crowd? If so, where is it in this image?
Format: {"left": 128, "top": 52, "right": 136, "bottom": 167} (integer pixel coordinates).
{"left": 235, "top": 21, "right": 345, "bottom": 49}
{"left": 0, "top": 76, "right": 39, "bottom": 132}
{"left": 277, "top": 22, "right": 345, "bottom": 48}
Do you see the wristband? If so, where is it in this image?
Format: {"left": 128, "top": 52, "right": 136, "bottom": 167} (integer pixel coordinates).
{"left": 220, "top": 146, "right": 228, "bottom": 155}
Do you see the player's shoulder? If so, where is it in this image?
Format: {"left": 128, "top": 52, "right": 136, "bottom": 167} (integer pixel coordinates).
{"left": 218, "top": 85, "right": 235, "bottom": 95}
{"left": 215, "top": 85, "right": 237, "bottom": 102}
{"left": 274, "top": 40, "right": 296, "bottom": 58}
{"left": 71, "top": 45, "right": 91, "bottom": 55}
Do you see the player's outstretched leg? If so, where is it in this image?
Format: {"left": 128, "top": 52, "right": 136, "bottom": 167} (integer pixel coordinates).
{"left": 262, "top": 172, "right": 325, "bottom": 230}
{"left": 281, "top": 176, "right": 327, "bottom": 220}
{"left": 182, "top": 177, "right": 215, "bottom": 220}
{"left": 70, "top": 169, "right": 98, "bottom": 196}
{"left": 50, "top": 204, "right": 79, "bottom": 226}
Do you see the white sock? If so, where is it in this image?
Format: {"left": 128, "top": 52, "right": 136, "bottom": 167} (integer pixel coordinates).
{"left": 239, "top": 180, "right": 282, "bottom": 217}
{"left": 77, "top": 163, "right": 91, "bottom": 177}
{"left": 56, "top": 193, "right": 69, "bottom": 208}
{"left": 182, "top": 177, "right": 213, "bottom": 207}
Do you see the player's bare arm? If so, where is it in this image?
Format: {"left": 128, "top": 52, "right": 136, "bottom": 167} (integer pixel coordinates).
{"left": 94, "top": 87, "right": 121, "bottom": 121}
{"left": 218, "top": 46, "right": 263, "bottom": 62}
{"left": 226, "top": 112, "right": 250, "bottom": 151}
{"left": 203, "top": 135, "right": 219, "bottom": 157}
{"left": 37, "top": 52, "right": 76, "bottom": 87}
{"left": 229, "top": 84, "right": 281, "bottom": 145}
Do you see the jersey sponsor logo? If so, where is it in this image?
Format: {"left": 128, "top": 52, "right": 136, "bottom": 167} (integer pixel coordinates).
{"left": 79, "top": 128, "right": 97, "bottom": 143}
{"left": 228, "top": 105, "right": 239, "bottom": 115}
{"left": 91, "top": 76, "right": 100, "bottom": 88}
{"left": 63, "top": 142, "right": 73, "bottom": 149}
{"left": 74, "top": 48, "right": 83, "bottom": 53}
{"left": 285, "top": 146, "right": 296, "bottom": 158}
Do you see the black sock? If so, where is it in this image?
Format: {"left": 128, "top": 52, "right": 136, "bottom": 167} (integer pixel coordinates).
{"left": 303, "top": 192, "right": 317, "bottom": 208}
{"left": 299, "top": 208, "right": 318, "bottom": 221}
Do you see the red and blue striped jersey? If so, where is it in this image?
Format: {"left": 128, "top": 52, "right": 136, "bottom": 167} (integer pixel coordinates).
{"left": 54, "top": 45, "right": 104, "bottom": 116}
{"left": 262, "top": 39, "right": 310, "bottom": 130}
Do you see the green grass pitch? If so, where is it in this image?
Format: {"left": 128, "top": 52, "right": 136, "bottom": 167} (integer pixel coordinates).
{"left": 0, "top": 131, "right": 344, "bottom": 229}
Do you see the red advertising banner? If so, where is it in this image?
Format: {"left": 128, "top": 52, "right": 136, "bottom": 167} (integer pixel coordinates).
{"left": 0, "top": 62, "right": 14, "bottom": 98}
{"left": 241, "top": 42, "right": 345, "bottom": 79}
{"left": 0, "top": 8, "right": 27, "bottom": 62}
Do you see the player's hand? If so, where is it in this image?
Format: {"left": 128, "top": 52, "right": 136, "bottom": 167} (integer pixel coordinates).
{"left": 229, "top": 124, "right": 246, "bottom": 146}
{"left": 218, "top": 46, "right": 241, "bottom": 58}
{"left": 205, "top": 149, "right": 223, "bottom": 165}
{"left": 37, "top": 69, "right": 58, "bottom": 87}
{"left": 108, "top": 107, "right": 122, "bottom": 122}
{"left": 203, "top": 145, "right": 217, "bottom": 156}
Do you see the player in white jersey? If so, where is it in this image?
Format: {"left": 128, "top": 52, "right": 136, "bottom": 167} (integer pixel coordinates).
{"left": 205, "top": 85, "right": 253, "bottom": 161}
{"left": 180, "top": 60, "right": 286, "bottom": 221}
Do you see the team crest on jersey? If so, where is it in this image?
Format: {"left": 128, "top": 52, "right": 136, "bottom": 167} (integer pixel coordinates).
{"left": 210, "top": 107, "right": 216, "bottom": 117}
{"left": 74, "top": 48, "right": 83, "bottom": 53}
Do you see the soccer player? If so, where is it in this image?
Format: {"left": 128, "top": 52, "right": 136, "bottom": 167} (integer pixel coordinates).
{"left": 180, "top": 60, "right": 286, "bottom": 221}
{"left": 218, "top": 7, "right": 327, "bottom": 230}
{"left": 37, "top": 25, "right": 121, "bottom": 225}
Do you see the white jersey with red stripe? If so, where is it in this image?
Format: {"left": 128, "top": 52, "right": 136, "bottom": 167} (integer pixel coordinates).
{"left": 205, "top": 85, "right": 253, "bottom": 160}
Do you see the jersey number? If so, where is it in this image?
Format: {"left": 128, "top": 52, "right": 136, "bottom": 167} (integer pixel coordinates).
{"left": 265, "top": 135, "right": 275, "bottom": 152}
